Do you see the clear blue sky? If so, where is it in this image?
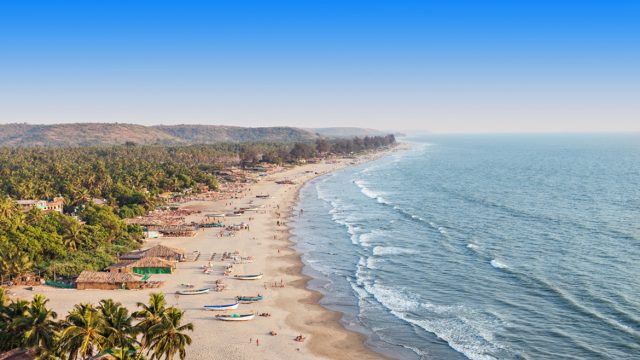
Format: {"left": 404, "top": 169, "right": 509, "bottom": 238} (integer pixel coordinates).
{"left": 1, "top": 0, "right": 639, "bottom": 132}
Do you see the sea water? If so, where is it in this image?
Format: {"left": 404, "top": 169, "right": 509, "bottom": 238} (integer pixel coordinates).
{"left": 291, "top": 134, "right": 640, "bottom": 360}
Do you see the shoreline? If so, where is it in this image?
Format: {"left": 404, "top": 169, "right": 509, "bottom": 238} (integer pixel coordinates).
{"left": 277, "top": 183, "right": 388, "bottom": 360}
{"left": 277, "top": 145, "right": 410, "bottom": 359}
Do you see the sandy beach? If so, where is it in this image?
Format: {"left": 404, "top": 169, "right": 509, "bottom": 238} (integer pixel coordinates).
{"left": 9, "top": 149, "right": 398, "bottom": 360}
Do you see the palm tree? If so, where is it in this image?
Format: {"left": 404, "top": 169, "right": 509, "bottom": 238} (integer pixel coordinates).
{"left": 98, "top": 299, "right": 137, "bottom": 350}
{"left": 133, "top": 293, "right": 166, "bottom": 353}
{"left": 108, "top": 346, "right": 147, "bottom": 360}
{"left": 147, "top": 307, "right": 193, "bottom": 360}
{"left": 59, "top": 303, "right": 107, "bottom": 360}
{"left": 0, "top": 299, "right": 29, "bottom": 351}
{"left": 15, "top": 294, "right": 59, "bottom": 351}
{"left": 0, "top": 196, "right": 18, "bottom": 219}
{"left": 0, "top": 250, "right": 33, "bottom": 281}
{"left": 0, "top": 288, "right": 8, "bottom": 308}
{"left": 62, "top": 221, "right": 84, "bottom": 252}
{"left": 0, "top": 289, "right": 11, "bottom": 351}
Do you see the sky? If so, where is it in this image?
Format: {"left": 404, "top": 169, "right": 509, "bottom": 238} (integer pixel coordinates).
{"left": 0, "top": 0, "right": 639, "bottom": 133}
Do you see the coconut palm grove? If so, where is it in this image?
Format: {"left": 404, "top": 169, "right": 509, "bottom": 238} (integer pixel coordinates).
{"left": 0, "top": 290, "right": 192, "bottom": 360}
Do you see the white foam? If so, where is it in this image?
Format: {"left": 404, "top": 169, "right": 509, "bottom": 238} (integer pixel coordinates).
{"left": 467, "top": 243, "right": 481, "bottom": 252}
{"left": 359, "top": 230, "right": 385, "bottom": 247}
{"left": 366, "top": 256, "right": 377, "bottom": 269}
{"left": 372, "top": 246, "right": 418, "bottom": 256}
{"left": 490, "top": 259, "right": 508, "bottom": 269}
{"left": 355, "top": 257, "right": 371, "bottom": 285}
{"left": 366, "top": 284, "right": 506, "bottom": 360}
{"left": 354, "top": 179, "right": 390, "bottom": 204}
{"left": 327, "top": 198, "right": 361, "bottom": 245}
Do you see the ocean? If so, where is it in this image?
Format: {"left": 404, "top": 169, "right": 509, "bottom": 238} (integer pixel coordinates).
{"left": 291, "top": 134, "right": 640, "bottom": 360}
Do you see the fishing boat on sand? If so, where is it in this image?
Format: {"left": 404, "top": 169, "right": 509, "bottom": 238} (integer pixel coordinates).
{"left": 236, "top": 295, "right": 263, "bottom": 302}
{"left": 203, "top": 302, "right": 239, "bottom": 311}
{"left": 234, "top": 273, "right": 263, "bottom": 280}
{"left": 216, "top": 313, "right": 255, "bottom": 321}
{"left": 176, "top": 288, "right": 209, "bottom": 295}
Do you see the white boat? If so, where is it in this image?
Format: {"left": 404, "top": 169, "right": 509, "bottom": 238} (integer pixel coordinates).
{"left": 176, "top": 288, "right": 210, "bottom": 295}
{"left": 203, "top": 302, "right": 239, "bottom": 311}
{"left": 234, "top": 273, "right": 263, "bottom": 280}
{"left": 216, "top": 313, "right": 255, "bottom": 321}
{"left": 207, "top": 213, "right": 226, "bottom": 218}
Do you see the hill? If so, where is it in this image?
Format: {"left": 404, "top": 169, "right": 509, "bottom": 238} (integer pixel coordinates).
{"left": 153, "top": 125, "right": 318, "bottom": 143}
{"left": 0, "top": 123, "right": 181, "bottom": 147}
{"left": 0, "top": 123, "right": 325, "bottom": 147}
{"left": 311, "top": 127, "right": 387, "bottom": 138}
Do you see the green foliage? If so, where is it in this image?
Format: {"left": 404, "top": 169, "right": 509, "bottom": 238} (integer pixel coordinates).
{"left": 0, "top": 292, "right": 193, "bottom": 359}
{"left": 0, "top": 198, "right": 141, "bottom": 280}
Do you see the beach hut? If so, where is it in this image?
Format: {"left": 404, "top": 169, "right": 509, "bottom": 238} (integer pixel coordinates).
{"left": 157, "top": 225, "right": 198, "bottom": 237}
{"left": 119, "top": 244, "right": 185, "bottom": 262}
{"left": 141, "top": 244, "right": 184, "bottom": 261}
{"left": 75, "top": 271, "right": 143, "bottom": 290}
{"left": 128, "top": 257, "right": 175, "bottom": 274}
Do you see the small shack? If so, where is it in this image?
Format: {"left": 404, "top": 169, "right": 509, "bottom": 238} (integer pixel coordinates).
{"left": 108, "top": 257, "right": 175, "bottom": 274}
{"left": 75, "top": 271, "right": 143, "bottom": 290}
{"left": 131, "top": 257, "right": 174, "bottom": 274}
{"left": 156, "top": 225, "right": 198, "bottom": 237}
{"left": 120, "top": 244, "right": 184, "bottom": 262}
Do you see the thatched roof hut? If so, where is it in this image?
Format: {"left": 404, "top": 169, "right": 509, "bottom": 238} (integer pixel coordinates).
{"left": 75, "top": 271, "right": 143, "bottom": 290}
{"left": 108, "top": 257, "right": 175, "bottom": 274}
{"left": 156, "top": 225, "right": 198, "bottom": 237}
{"left": 143, "top": 245, "right": 184, "bottom": 259}
{"left": 132, "top": 256, "right": 175, "bottom": 268}
{"left": 120, "top": 244, "right": 184, "bottom": 262}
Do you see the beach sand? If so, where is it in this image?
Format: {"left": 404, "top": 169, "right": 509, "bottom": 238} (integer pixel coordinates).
{"left": 10, "top": 151, "right": 397, "bottom": 359}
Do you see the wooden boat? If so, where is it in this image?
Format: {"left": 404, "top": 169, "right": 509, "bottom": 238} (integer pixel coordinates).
{"left": 203, "top": 302, "right": 239, "bottom": 311}
{"left": 176, "top": 288, "right": 209, "bottom": 295}
{"left": 236, "top": 295, "right": 263, "bottom": 302}
{"left": 216, "top": 313, "right": 255, "bottom": 321}
{"left": 234, "top": 273, "right": 263, "bottom": 280}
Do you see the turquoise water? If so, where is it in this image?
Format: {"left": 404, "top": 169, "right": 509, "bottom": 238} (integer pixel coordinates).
{"left": 291, "top": 135, "right": 640, "bottom": 360}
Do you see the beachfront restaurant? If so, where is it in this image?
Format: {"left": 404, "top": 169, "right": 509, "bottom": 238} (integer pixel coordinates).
{"left": 75, "top": 271, "right": 144, "bottom": 290}
{"left": 107, "top": 256, "right": 175, "bottom": 274}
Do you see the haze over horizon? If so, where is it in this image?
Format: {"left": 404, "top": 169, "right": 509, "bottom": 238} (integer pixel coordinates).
{"left": 1, "top": 1, "right": 639, "bottom": 133}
